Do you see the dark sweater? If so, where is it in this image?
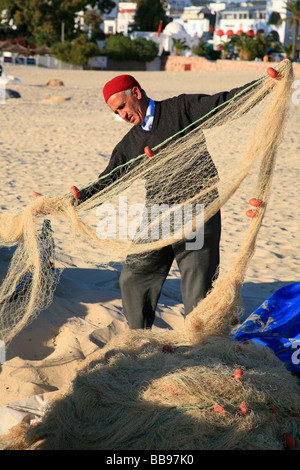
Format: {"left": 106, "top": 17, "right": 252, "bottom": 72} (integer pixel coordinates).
{"left": 78, "top": 83, "right": 257, "bottom": 205}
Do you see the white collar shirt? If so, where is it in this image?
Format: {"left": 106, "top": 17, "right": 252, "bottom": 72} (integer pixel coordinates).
{"left": 141, "top": 99, "right": 155, "bottom": 131}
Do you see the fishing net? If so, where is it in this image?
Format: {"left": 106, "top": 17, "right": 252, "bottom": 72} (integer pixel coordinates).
{"left": 0, "top": 60, "right": 298, "bottom": 451}
{"left": 2, "top": 330, "right": 300, "bottom": 450}
{"left": 0, "top": 60, "right": 293, "bottom": 346}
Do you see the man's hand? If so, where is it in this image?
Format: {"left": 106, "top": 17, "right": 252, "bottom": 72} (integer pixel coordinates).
{"left": 33, "top": 186, "right": 81, "bottom": 200}
{"left": 32, "top": 186, "right": 81, "bottom": 215}
{"left": 32, "top": 191, "right": 48, "bottom": 215}
{"left": 144, "top": 146, "right": 155, "bottom": 158}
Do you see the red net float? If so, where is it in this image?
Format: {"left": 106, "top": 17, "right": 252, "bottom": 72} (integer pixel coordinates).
{"left": 267, "top": 67, "right": 279, "bottom": 78}
{"left": 282, "top": 433, "right": 295, "bottom": 450}
{"left": 70, "top": 186, "right": 81, "bottom": 198}
{"left": 212, "top": 404, "right": 225, "bottom": 413}
{"left": 249, "top": 198, "right": 262, "bottom": 207}
{"left": 234, "top": 369, "right": 243, "bottom": 381}
{"left": 246, "top": 209, "right": 258, "bottom": 218}
{"left": 145, "top": 146, "right": 155, "bottom": 158}
{"left": 239, "top": 401, "right": 248, "bottom": 415}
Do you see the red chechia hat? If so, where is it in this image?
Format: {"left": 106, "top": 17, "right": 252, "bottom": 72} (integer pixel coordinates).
{"left": 103, "top": 74, "right": 141, "bottom": 103}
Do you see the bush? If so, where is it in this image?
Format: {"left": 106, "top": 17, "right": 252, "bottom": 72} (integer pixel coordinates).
{"left": 192, "top": 38, "right": 206, "bottom": 57}
{"left": 52, "top": 34, "right": 99, "bottom": 68}
{"left": 103, "top": 34, "right": 158, "bottom": 62}
{"left": 133, "top": 36, "right": 159, "bottom": 62}
{"left": 102, "top": 35, "right": 136, "bottom": 61}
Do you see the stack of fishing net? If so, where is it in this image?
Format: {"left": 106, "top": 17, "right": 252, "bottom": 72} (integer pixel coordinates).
{"left": 2, "top": 330, "right": 300, "bottom": 450}
{"left": 1, "top": 60, "right": 299, "bottom": 450}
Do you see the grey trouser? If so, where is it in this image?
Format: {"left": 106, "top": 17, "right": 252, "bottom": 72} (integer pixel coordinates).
{"left": 119, "top": 211, "right": 221, "bottom": 329}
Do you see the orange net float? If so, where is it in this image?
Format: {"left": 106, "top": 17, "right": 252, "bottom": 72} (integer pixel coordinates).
{"left": 249, "top": 198, "right": 263, "bottom": 207}
{"left": 246, "top": 209, "right": 259, "bottom": 218}
{"left": 267, "top": 67, "right": 279, "bottom": 79}
{"left": 212, "top": 404, "right": 225, "bottom": 413}
{"left": 70, "top": 186, "right": 81, "bottom": 199}
{"left": 162, "top": 344, "right": 174, "bottom": 353}
{"left": 282, "top": 433, "right": 295, "bottom": 450}
{"left": 144, "top": 145, "right": 155, "bottom": 158}
{"left": 233, "top": 369, "right": 243, "bottom": 381}
{"left": 239, "top": 401, "right": 248, "bottom": 416}
{"left": 167, "top": 384, "right": 176, "bottom": 395}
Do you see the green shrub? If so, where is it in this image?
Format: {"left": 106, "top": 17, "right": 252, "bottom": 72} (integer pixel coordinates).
{"left": 52, "top": 34, "right": 99, "bottom": 68}
{"left": 103, "top": 34, "right": 158, "bottom": 62}
{"left": 133, "top": 37, "right": 159, "bottom": 62}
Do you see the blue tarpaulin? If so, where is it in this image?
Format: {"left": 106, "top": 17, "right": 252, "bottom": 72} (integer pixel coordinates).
{"left": 231, "top": 283, "right": 300, "bottom": 372}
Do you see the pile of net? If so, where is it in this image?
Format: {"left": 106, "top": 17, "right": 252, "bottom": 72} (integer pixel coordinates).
{"left": 0, "top": 60, "right": 299, "bottom": 451}
{"left": 2, "top": 330, "right": 300, "bottom": 450}
{"left": 0, "top": 60, "right": 294, "bottom": 346}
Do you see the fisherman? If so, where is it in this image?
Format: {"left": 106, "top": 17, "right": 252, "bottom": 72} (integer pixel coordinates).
{"left": 34, "top": 68, "right": 281, "bottom": 330}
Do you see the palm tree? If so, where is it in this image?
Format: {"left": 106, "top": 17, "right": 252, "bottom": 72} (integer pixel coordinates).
{"left": 230, "top": 33, "right": 254, "bottom": 60}
{"left": 172, "top": 38, "right": 189, "bottom": 56}
{"left": 279, "top": 42, "right": 293, "bottom": 58}
{"left": 219, "top": 39, "right": 232, "bottom": 59}
{"left": 280, "top": 0, "right": 300, "bottom": 60}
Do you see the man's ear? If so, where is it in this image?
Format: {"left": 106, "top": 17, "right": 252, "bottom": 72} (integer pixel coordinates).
{"left": 132, "top": 86, "right": 142, "bottom": 99}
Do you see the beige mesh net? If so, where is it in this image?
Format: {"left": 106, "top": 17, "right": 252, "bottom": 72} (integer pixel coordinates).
{"left": 0, "top": 60, "right": 299, "bottom": 451}
{"left": 0, "top": 60, "right": 294, "bottom": 346}
{"left": 2, "top": 330, "right": 300, "bottom": 450}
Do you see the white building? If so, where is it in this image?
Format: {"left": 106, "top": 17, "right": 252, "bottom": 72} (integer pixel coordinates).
{"left": 101, "top": 0, "right": 295, "bottom": 56}
{"left": 116, "top": 2, "right": 136, "bottom": 35}
{"left": 214, "top": 4, "right": 267, "bottom": 43}
{"left": 213, "top": 0, "right": 294, "bottom": 46}
{"left": 179, "top": 6, "right": 213, "bottom": 39}
{"left": 101, "top": 1, "right": 119, "bottom": 35}
{"left": 167, "top": 0, "right": 193, "bottom": 18}
{"left": 266, "top": 0, "right": 293, "bottom": 44}
{"left": 101, "top": 1, "right": 136, "bottom": 36}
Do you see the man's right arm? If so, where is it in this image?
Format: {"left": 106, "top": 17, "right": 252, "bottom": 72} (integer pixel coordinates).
{"left": 72, "top": 143, "right": 132, "bottom": 205}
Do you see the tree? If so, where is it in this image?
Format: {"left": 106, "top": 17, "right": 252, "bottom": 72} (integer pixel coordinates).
{"left": 0, "top": 0, "right": 116, "bottom": 46}
{"left": 280, "top": 0, "right": 300, "bottom": 60}
{"left": 230, "top": 33, "right": 270, "bottom": 60}
{"left": 279, "top": 42, "right": 293, "bottom": 57}
{"left": 84, "top": 9, "right": 105, "bottom": 40}
{"left": 133, "top": 0, "right": 169, "bottom": 32}
{"left": 192, "top": 38, "right": 207, "bottom": 57}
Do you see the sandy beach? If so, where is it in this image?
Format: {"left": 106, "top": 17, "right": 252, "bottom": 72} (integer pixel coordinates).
{"left": 0, "top": 63, "right": 299, "bottom": 436}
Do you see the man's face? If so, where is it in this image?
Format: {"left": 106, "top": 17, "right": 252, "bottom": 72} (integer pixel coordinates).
{"left": 107, "top": 86, "right": 146, "bottom": 126}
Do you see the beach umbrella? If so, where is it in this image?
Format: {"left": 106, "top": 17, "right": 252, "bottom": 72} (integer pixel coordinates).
{"left": 31, "top": 45, "right": 51, "bottom": 55}
{"left": 0, "top": 41, "right": 13, "bottom": 51}
{"left": 247, "top": 29, "right": 255, "bottom": 37}
{"left": 226, "top": 29, "right": 234, "bottom": 36}
{"left": 1, "top": 44, "right": 30, "bottom": 55}
{"left": 216, "top": 29, "right": 224, "bottom": 36}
